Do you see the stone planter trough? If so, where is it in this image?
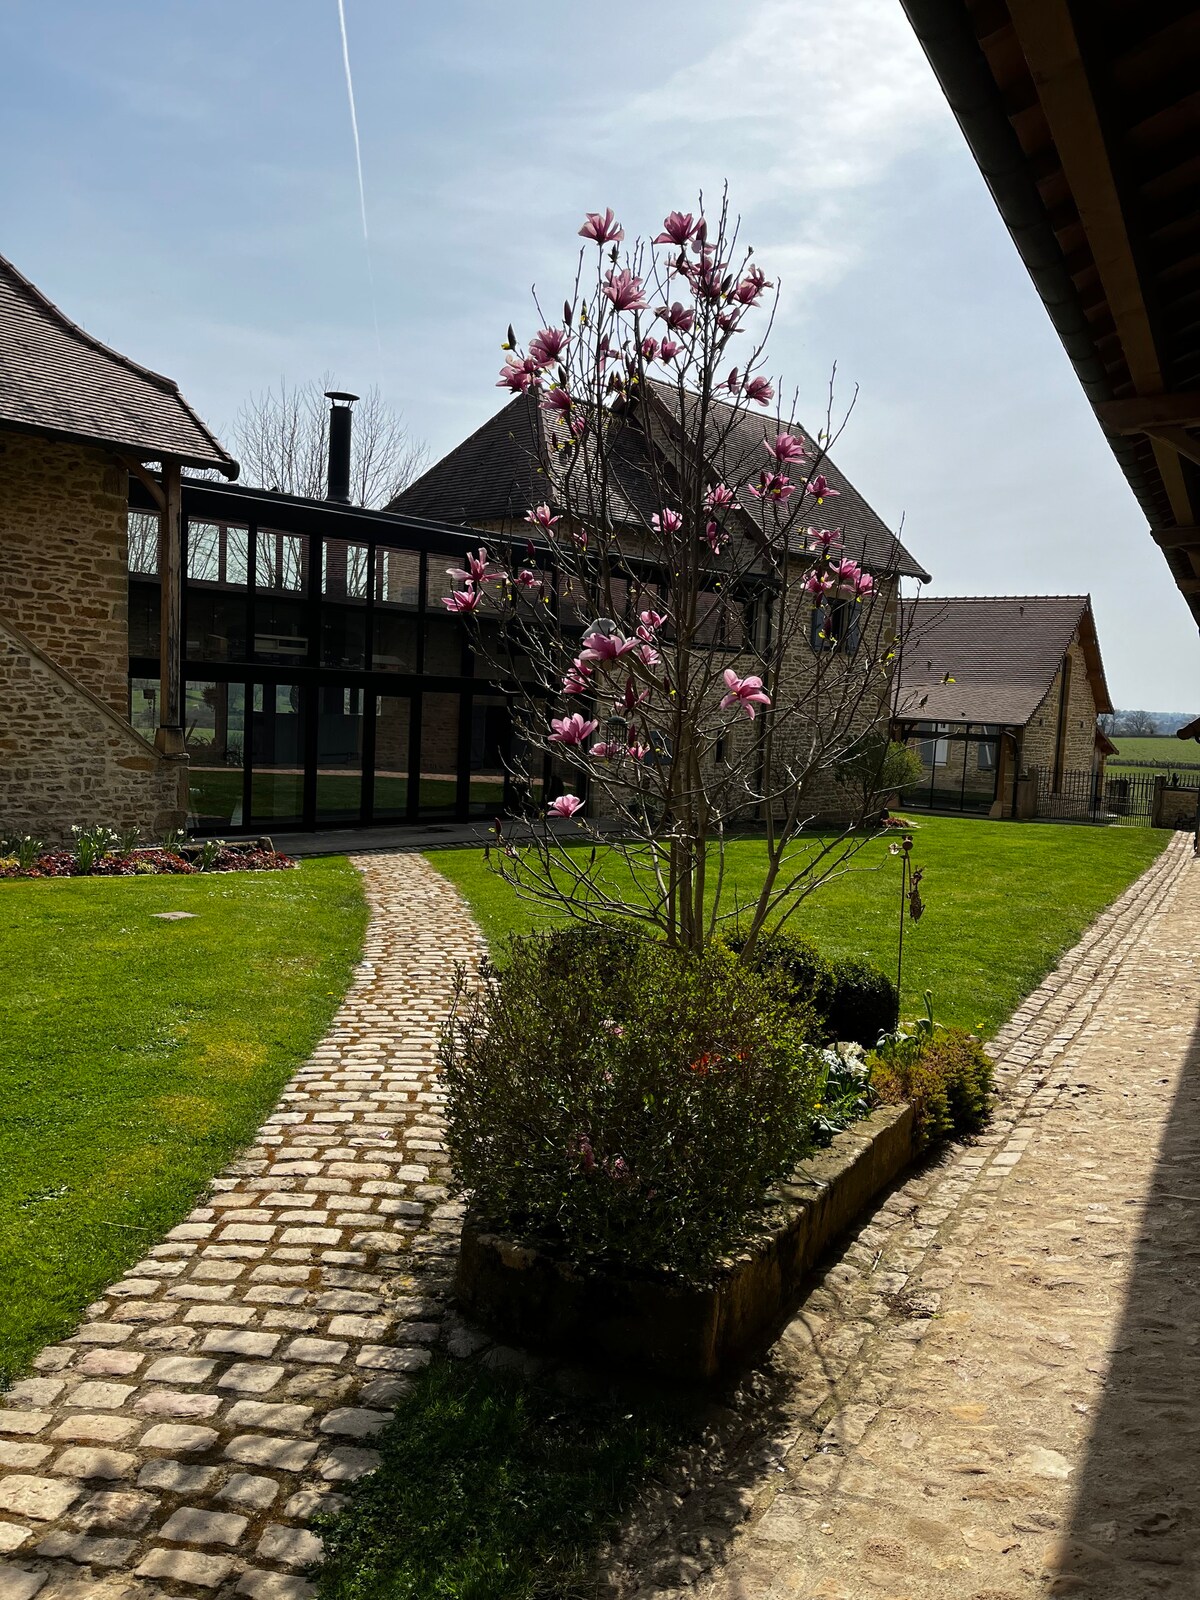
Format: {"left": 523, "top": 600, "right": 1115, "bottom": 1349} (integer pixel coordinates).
{"left": 454, "top": 1101, "right": 915, "bottom": 1382}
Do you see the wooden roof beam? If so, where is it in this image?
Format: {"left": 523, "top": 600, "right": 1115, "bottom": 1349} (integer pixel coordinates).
{"left": 1150, "top": 524, "right": 1200, "bottom": 549}
{"left": 1006, "top": 0, "right": 1197, "bottom": 531}
{"left": 1097, "top": 396, "right": 1200, "bottom": 431}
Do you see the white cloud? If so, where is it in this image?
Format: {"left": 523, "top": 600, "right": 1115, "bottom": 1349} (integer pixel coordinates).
{"left": 609, "top": 0, "right": 952, "bottom": 300}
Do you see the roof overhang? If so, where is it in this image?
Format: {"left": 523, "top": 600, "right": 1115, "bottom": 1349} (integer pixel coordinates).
{"left": 0, "top": 415, "right": 239, "bottom": 480}
{"left": 900, "top": 0, "right": 1200, "bottom": 629}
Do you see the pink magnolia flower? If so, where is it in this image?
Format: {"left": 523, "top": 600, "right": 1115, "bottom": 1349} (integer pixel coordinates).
{"left": 833, "top": 558, "right": 861, "bottom": 583}
{"left": 627, "top": 740, "right": 650, "bottom": 761}
{"left": 704, "top": 483, "right": 735, "bottom": 511}
{"left": 579, "top": 208, "right": 623, "bottom": 246}
{"left": 748, "top": 471, "right": 796, "bottom": 503}
{"left": 721, "top": 367, "right": 741, "bottom": 395}
{"left": 447, "top": 548, "right": 501, "bottom": 586}
{"left": 529, "top": 326, "right": 568, "bottom": 366}
{"left": 804, "top": 570, "right": 833, "bottom": 597}
{"left": 654, "top": 211, "right": 699, "bottom": 247}
{"left": 732, "top": 265, "right": 772, "bottom": 305}
{"left": 651, "top": 508, "right": 684, "bottom": 535}
{"left": 659, "top": 338, "right": 680, "bottom": 362}
{"left": 634, "top": 642, "right": 661, "bottom": 667}
{"left": 716, "top": 310, "right": 743, "bottom": 335}
{"left": 638, "top": 609, "right": 667, "bottom": 634}
{"left": 744, "top": 375, "right": 774, "bottom": 405}
{"left": 705, "top": 520, "right": 728, "bottom": 554}
{"left": 497, "top": 354, "right": 542, "bottom": 393}
{"left": 548, "top": 793, "right": 585, "bottom": 817}
{"left": 855, "top": 570, "right": 875, "bottom": 597}
{"left": 549, "top": 714, "right": 599, "bottom": 746}
{"left": 581, "top": 631, "right": 636, "bottom": 666}
{"left": 640, "top": 336, "right": 659, "bottom": 362}
{"left": 619, "top": 677, "right": 649, "bottom": 712}
{"left": 442, "top": 588, "right": 482, "bottom": 614}
{"left": 515, "top": 568, "right": 539, "bottom": 589}
{"left": 720, "top": 668, "right": 772, "bottom": 721}
{"left": 562, "top": 660, "right": 593, "bottom": 695}
{"left": 590, "top": 741, "right": 619, "bottom": 759}
{"left": 655, "top": 302, "right": 696, "bottom": 334}
{"left": 524, "top": 504, "right": 560, "bottom": 532}
{"left": 603, "top": 269, "right": 648, "bottom": 312}
{"left": 766, "top": 432, "right": 807, "bottom": 465}
{"left": 541, "top": 387, "right": 574, "bottom": 417}
{"left": 807, "top": 527, "right": 843, "bottom": 554}
{"left": 806, "top": 474, "right": 840, "bottom": 502}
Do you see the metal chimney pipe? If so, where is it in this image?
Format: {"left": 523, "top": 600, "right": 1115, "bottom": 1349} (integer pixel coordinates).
{"left": 325, "top": 390, "right": 358, "bottom": 503}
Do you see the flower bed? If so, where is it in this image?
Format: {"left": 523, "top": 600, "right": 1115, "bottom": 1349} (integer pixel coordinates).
{"left": 0, "top": 836, "right": 295, "bottom": 879}
{"left": 456, "top": 1102, "right": 915, "bottom": 1382}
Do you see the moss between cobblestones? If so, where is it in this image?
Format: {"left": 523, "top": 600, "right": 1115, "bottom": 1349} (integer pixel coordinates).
{"left": 0, "top": 856, "right": 367, "bottom": 1382}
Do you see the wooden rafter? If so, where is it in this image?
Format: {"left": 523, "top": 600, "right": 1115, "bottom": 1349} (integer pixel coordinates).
{"left": 1096, "top": 396, "right": 1200, "bottom": 432}
{"left": 1006, "top": 0, "right": 1197, "bottom": 530}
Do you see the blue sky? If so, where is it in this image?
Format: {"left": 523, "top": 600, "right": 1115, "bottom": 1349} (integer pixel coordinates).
{"left": 2, "top": 0, "right": 1193, "bottom": 709}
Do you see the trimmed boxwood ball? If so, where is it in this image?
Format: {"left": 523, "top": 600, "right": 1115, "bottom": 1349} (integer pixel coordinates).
{"left": 826, "top": 956, "right": 899, "bottom": 1049}
{"left": 725, "top": 932, "right": 896, "bottom": 1049}
{"left": 441, "top": 927, "right": 822, "bottom": 1279}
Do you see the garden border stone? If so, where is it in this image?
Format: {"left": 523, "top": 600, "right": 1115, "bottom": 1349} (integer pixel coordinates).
{"left": 454, "top": 1101, "right": 915, "bottom": 1382}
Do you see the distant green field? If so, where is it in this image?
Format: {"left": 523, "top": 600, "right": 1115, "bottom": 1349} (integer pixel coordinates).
{"left": 1108, "top": 735, "right": 1200, "bottom": 772}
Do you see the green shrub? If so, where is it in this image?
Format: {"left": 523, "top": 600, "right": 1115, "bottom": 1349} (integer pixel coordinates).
{"left": 729, "top": 932, "right": 896, "bottom": 1049}
{"left": 441, "top": 929, "right": 821, "bottom": 1278}
{"left": 870, "top": 1026, "right": 994, "bottom": 1151}
{"left": 724, "top": 930, "right": 830, "bottom": 1039}
{"left": 826, "top": 956, "right": 899, "bottom": 1048}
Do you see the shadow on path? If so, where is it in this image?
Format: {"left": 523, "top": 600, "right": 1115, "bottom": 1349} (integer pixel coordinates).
{"left": 1059, "top": 1014, "right": 1200, "bottom": 1595}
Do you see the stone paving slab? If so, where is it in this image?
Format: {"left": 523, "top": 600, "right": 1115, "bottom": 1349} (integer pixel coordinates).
{"left": 0, "top": 852, "right": 482, "bottom": 1599}
{"left": 607, "top": 832, "right": 1196, "bottom": 1597}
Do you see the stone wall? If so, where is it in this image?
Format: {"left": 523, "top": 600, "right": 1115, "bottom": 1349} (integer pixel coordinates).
{"left": 0, "top": 615, "right": 186, "bottom": 845}
{"left": 0, "top": 429, "right": 131, "bottom": 718}
{"left": 1021, "top": 638, "right": 1103, "bottom": 781}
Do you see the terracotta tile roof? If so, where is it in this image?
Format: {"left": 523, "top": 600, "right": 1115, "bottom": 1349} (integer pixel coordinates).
{"left": 0, "top": 254, "right": 237, "bottom": 476}
{"left": 390, "top": 386, "right": 930, "bottom": 581}
{"left": 896, "top": 595, "right": 1114, "bottom": 726}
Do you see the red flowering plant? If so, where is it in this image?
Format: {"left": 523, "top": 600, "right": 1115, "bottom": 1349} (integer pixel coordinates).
{"left": 451, "top": 192, "right": 927, "bottom": 955}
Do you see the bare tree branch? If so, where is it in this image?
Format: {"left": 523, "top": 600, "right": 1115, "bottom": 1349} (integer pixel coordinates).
{"left": 225, "top": 374, "right": 428, "bottom": 507}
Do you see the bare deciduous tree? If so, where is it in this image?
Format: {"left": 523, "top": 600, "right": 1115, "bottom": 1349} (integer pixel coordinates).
{"left": 227, "top": 375, "right": 427, "bottom": 507}
{"left": 1117, "top": 709, "right": 1156, "bottom": 737}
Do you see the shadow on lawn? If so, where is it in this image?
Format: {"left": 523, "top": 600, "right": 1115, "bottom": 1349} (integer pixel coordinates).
{"left": 313, "top": 1354, "right": 699, "bottom": 1600}
{"left": 314, "top": 1158, "right": 935, "bottom": 1600}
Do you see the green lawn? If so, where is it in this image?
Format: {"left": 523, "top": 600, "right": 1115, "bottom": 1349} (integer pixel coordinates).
{"left": 427, "top": 817, "right": 1170, "bottom": 1036}
{"left": 0, "top": 858, "right": 367, "bottom": 1381}
{"left": 1108, "top": 735, "right": 1200, "bottom": 773}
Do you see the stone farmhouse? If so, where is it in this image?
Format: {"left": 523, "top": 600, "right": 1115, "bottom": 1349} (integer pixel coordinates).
{"left": 391, "top": 386, "right": 931, "bottom": 820}
{"left": 2, "top": 251, "right": 937, "bottom": 843}
{"left": 893, "top": 594, "right": 1115, "bottom": 817}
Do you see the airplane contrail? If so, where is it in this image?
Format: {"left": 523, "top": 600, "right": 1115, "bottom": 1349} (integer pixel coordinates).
{"left": 335, "top": 0, "right": 385, "bottom": 381}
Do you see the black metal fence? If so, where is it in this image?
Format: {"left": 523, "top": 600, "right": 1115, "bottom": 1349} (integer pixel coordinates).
{"left": 1031, "top": 766, "right": 1197, "bottom": 827}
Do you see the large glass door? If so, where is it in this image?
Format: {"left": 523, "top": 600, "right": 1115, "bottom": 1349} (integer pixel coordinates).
{"left": 249, "top": 682, "right": 306, "bottom": 827}
{"left": 373, "top": 695, "right": 412, "bottom": 821}
{"left": 315, "top": 685, "right": 365, "bottom": 823}
{"left": 185, "top": 681, "right": 246, "bottom": 831}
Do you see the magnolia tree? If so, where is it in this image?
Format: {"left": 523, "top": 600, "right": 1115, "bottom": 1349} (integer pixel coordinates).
{"left": 446, "top": 197, "right": 921, "bottom": 953}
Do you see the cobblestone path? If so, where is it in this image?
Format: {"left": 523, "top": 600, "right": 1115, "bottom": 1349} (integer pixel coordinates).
{"left": 0, "top": 852, "right": 483, "bottom": 1600}
{"left": 614, "top": 833, "right": 1198, "bottom": 1599}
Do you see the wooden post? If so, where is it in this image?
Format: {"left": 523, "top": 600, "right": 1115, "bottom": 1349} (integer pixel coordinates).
{"left": 156, "top": 460, "right": 184, "bottom": 755}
